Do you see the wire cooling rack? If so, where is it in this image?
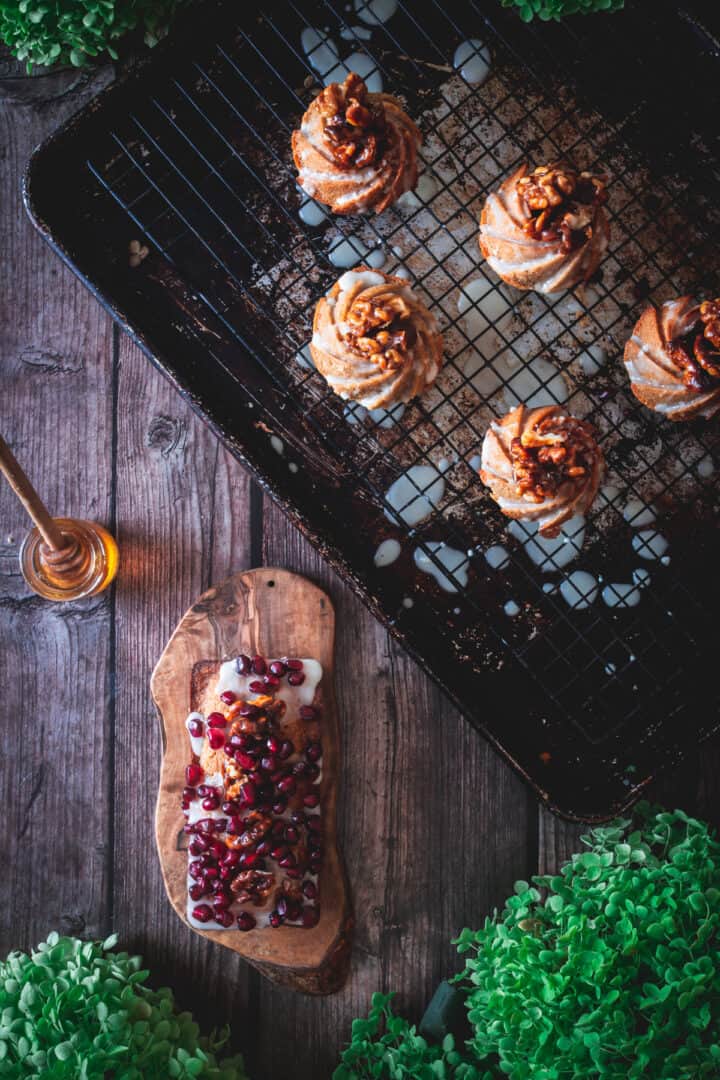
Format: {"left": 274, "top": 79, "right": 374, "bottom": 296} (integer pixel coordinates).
{"left": 25, "top": 0, "right": 720, "bottom": 819}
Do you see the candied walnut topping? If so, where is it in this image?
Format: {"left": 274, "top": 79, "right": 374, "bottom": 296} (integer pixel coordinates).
{"left": 510, "top": 411, "right": 598, "bottom": 501}
{"left": 668, "top": 297, "right": 720, "bottom": 391}
{"left": 516, "top": 164, "right": 607, "bottom": 253}
{"left": 322, "top": 73, "right": 387, "bottom": 169}
{"left": 345, "top": 293, "right": 416, "bottom": 370}
{"left": 230, "top": 869, "right": 275, "bottom": 906}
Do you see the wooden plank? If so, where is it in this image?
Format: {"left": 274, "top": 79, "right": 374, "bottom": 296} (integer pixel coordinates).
{"left": 0, "top": 63, "right": 116, "bottom": 953}
{"left": 111, "top": 335, "right": 256, "bottom": 1031}
{"left": 255, "top": 494, "right": 535, "bottom": 1078}
{"left": 152, "top": 568, "right": 352, "bottom": 993}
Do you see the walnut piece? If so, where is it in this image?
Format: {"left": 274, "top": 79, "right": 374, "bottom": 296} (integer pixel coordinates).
{"left": 230, "top": 869, "right": 275, "bottom": 906}
{"left": 669, "top": 297, "right": 720, "bottom": 390}
{"left": 345, "top": 294, "right": 416, "bottom": 371}
{"left": 322, "top": 73, "right": 386, "bottom": 169}
{"left": 510, "top": 412, "right": 598, "bottom": 501}
{"left": 516, "top": 164, "right": 606, "bottom": 253}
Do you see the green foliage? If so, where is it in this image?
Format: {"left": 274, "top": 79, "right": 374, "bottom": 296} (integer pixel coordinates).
{"left": 0, "top": 0, "right": 190, "bottom": 69}
{"left": 333, "top": 992, "right": 491, "bottom": 1080}
{"left": 0, "top": 932, "right": 249, "bottom": 1078}
{"left": 500, "top": 0, "right": 623, "bottom": 21}
{"left": 336, "top": 806, "right": 720, "bottom": 1079}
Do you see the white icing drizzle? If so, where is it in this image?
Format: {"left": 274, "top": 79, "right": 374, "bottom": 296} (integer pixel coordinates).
{"left": 384, "top": 464, "right": 445, "bottom": 526}
{"left": 295, "top": 343, "right": 315, "bottom": 370}
{"left": 340, "top": 24, "right": 373, "bottom": 41}
{"left": 337, "top": 268, "right": 384, "bottom": 292}
{"left": 484, "top": 544, "right": 509, "bottom": 569}
{"left": 216, "top": 658, "right": 323, "bottom": 710}
{"left": 508, "top": 515, "right": 585, "bottom": 573}
{"left": 374, "top": 538, "right": 401, "bottom": 567}
{"left": 697, "top": 454, "right": 715, "bottom": 478}
{"left": 414, "top": 543, "right": 469, "bottom": 593}
{"left": 503, "top": 355, "right": 569, "bottom": 409}
{"left": 504, "top": 599, "right": 520, "bottom": 617}
{"left": 185, "top": 712, "right": 205, "bottom": 757}
{"left": 354, "top": 0, "right": 398, "bottom": 25}
{"left": 343, "top": 400, "right": 406, "bottom": 427}
{"left": 395, "top": 172, "right": 438, "bottom": 211}
{"left": 559, "top": 571, "right": 598, "bottom": 610}
{"left": 453, "top": 39, "right": 491, "bottom": 86}
{"left": 328, "top": 235, "right": 374, "bottom": 268}
{"left": 579, "top": 345, "right": 608, "bottom": 376}
{"left": 299, "top": 193, "right": 329, "bottom": 227}
{"left": 622, "top": 498, "right": 656, "bottom": 527}
{"left": 632, "top": 529, "right": 669, "bottom": 561}
{"left": 402, "top": 596, "right": 414, "bottom": 608}
{"left": 601, "top": 568, "right": 650, "bottom": 609}
{"left": 270, "top": 435, "right": 284, "bottom": 455}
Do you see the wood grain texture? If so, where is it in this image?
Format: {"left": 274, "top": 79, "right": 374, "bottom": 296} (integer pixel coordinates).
{"left": 152, "top": 568, "right": 352, "bottom": 993}
{"left": 1, "top": 50, "right": 720, "bottom": 1080}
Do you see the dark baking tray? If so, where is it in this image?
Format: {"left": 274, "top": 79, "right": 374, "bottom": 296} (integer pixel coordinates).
{"left": 24, "top": 1, "right": 720, "bottom": 820}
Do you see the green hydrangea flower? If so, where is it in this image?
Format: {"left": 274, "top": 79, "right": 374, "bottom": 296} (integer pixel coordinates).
{"left": 0, "top": 933, "right": 249, "bottom": 1077}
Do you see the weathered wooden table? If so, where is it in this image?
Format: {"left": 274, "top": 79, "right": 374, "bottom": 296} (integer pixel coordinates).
{"left": 1, "top": 57, "right": 719, "bottom": 1080}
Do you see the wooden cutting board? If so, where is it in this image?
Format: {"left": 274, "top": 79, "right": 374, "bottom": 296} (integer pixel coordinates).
{"left": 151, "top": 568, "right": 353, "bottom": 994}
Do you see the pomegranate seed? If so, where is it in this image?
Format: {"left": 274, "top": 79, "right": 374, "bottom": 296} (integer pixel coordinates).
{"left": 242, "top": 851, "right": 262, "bottom": 869}
{"left": 279, "top": 853, "right": 296, "bottom": 869}
{"left": 292, "top": 762, "right": 308, "bottom": 777}
{"left": 213, "top": 892, "right": 232, "bottom": 910}
{"left": 248, "top": 771, "right": 263, "bottom": 787}
{"left": 235, "top": 752, "right": 256, "bottom": 772}
{"left": 237, "top": 912, "right": 256, "bottom": 931}
{"left": 307, "top": 815, "right": 321, "bottom": 833}
{"left": 220, "top": 690, "right": 237, "bottom": 705}
{"left": 299, "top": 706, "right": 316, "bottom": 721}
{"left": 272, "top": 797, "right": 287, "bottom": 815}
{"left": 303, "top": 793, "right": 319, "bottom": 808}
{"left": 215, "top": 909, "right": 234, "bottom": 928}
{"left": 303, "top": 907, "right": 320, "bottom": 928}
{"left": 306, "top": 764, "right": 320, "bottom": 781}
{"left": 189, "top": 883, "right": 207, "bottom": 901}
{"left": 240, "top": 781, "right": 257, "bottom": 807}
{"left": 285, "top": 826, "right": 299, "bottom": 845}
{"left": 222, "top": 800, "right": 240, "bottom": 815}
{"left": 269, "top": 911, "right": 283, "bottom": 928}
{"left": 239, "top": 704, "right": 259, "bottom": 718}
{"left": 209, "top": 840, "right": 226, "bottom": 859}
{"left": 189, "top": 862, "right": 204, "bottom": 880}
{"left": 256, "top": 840, "right": 272, "bottom": 856}
{"left": 266, "top": 734, "right": 281, "bottom": 754}
{"left": 192, "top": 904, "right": 213, "bottom": 923}
{"left": 276, "top": 896, "right": 288, "bottom": 918}
{"left": 188, "top": 838, "right": 205, "bottom": 857}
{"left": 188, "top": 718, "right": 204, "bottom": 737}
{"left": 286, "top": 659, "right": 304, "bottom": 671}
{"left": 248, "top": 680, "right": 265, "bottom": 694}
{"left": 185, "top": 763, "right": 203, "bottom": 786}
{"left": 291, "top": 810, "right": 306, "bottom": 826}
{"left": 263, "top": 674, "right": 281, "bottom": 690}
{"left": 260, "top": 755, "right": 278, "bottom": 774}
{"left": 269, "top": 660, "right": 287, "bottom": 677}
{"left": 271, "top": 845, "right": 289, "bottom": 861}
{"left": 222, "top": 849, "right": 242, "bottom": 866}
{"left": 306, "top": 742, "right": 322, "bottom": 762}
{"left": 203, "top": 865, "right": 219, "bottom": 880}
{"left": 278, "top": 776, "right": 297, "bottom": 795}
{"left": 236, "top": 654, "right": 252, "bottom": 675}
{"left": 208, "top": 729, "right": 225, "bottom": 750}
{"left": 226, "top": 816, "right": 243, "bottom": 835}
{"left": 271, "top": 820, "right": 285, "bottom": 836}
{"left": 207, "top": 712, "right": 226, "bottom": 728}
{"left": 182, "top": 796, "right": 192, "bottom": 810}
{"left": 287, "top": 672, "right": 305, "bottom": 687}
{"left": 303, "top": 880, "right": 318, "bottom": 900}
{"left": 309, "top": 852, "right": 322, "bottom": 868}
{"left": 286, "top": 867, "right": 302, "bottom": 880}
{"left": 197, "top": 784, "right": 214, "bottom": 798}
{"left": 278, "top": 740, "right": 294, "bottom": 760}
{"left": 182, "top": 786, "right": 196, "bottom": 802}
{"left": 252, "top": 655, "right": 267, "bottom": 675}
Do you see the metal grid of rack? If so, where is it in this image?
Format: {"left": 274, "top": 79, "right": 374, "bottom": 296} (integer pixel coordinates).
{"left": 26, "top": 0, "right": 720, "bottom": 817}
